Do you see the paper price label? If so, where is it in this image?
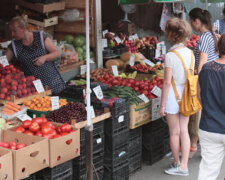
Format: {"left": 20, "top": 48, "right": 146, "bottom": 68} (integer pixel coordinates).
{"left": 112, "top": 65, "right": 119, "bottom": 77}
{"left": 86, "top": 106, "right": 95, "bottom": 118}
{"left": 0, "top": 56, "right": 9, "bottom": 67}
{"left": 162, "top": 45, "right": 167, "bottom": 55}
{"left": 17, "top": 114, "right": 32, "bottom": 121}
{"left": 96, "top": 138, "right": 102, "bottom": 144}
{"left": 118, "top": 115, "right": 124, "bottom": 123}
{"left": 138, "top": 94, "right": 149, "bottom": 103}
{"left": 129, "top": 36, "right": 133, "bottom": 41}
{"left": 155, "top": 49, "right": 161, "bottom": 58}
{"left": 102, "top": 30, "right": 108, "bottom": 38}
{"left": 115, "top": 36, "right": 122, "bottom": 43}
{"left": 102, "top": 39, "right": 108, "bottom": 49}
{"left": 33, "top": 79, "right": 45, "bottom": 93}
{"left": 80, "top": 65, "right": 87, "bottom": 75}
{"left": 51, "top": 96, "right": 60, "bottom": 110}
{"left": 93, "top": 85, "right": 104, "bottom": 100}
{"left": 151, "top": 86, "right": 162, "bottom": 97}
{"left": 133, "top": 34, "right": 139, "bottom": 40}
{"left": 144, "top": 59, "right": 155, "bottom": 67}
{"left": 156, "top": 41, "right": 165, "bottom": 50}
{"left": 129, "top": 55, "right": 135, "bottom": 66}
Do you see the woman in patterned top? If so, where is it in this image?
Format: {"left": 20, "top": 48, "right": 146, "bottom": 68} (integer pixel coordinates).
{"left": 213, "top": 7, "right": 225, "bottom": 34}
{"left": 6, "top": 16, "right": 65, "bottom": 93}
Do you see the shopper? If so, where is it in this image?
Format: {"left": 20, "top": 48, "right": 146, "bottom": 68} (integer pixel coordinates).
{"left": 197, "top": 33, "right": 225, "bottom": 180}
{"left": 6, "top": 16, "right": 66, "bottom": 93}
{"left": 213, "top": 7, "right": 225, "bottom": 34}
{"left": 188, "top": 8, "right": 219, "bottom": 152}
{"left": 160, "top": 17, "right": 193, "bottom": 176}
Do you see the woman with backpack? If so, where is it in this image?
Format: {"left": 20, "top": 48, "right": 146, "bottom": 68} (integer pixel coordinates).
{"left": 197, "top": 33, "right": 225, "bottom": 180}
{"left": 188, "top": 8, "right": 219, "bottom": 153}
{"left": 159, "top": 18, "right": 193, "bottom": 176}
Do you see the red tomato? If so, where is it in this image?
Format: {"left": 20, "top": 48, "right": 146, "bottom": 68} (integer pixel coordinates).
{"left": 10, "top": 145, "right": 17, "bottom": 150}
{"left": 0, "top": 142, "right": 9, "bottom": 148}
{"left": 9, "top": 141, "right": 17, "bottom": 147}
{"left": 50, "top": 129, "right": 57, "bottom": 136}
{"left": 61, "top": 123, "right": 72, "bottom": 133}
{"left": 53, "top": 134, "right": 61, "bottom": 139}
{"left": 16, "top": 143, "right": 26, "bottom": 150}
{"left": 42, "top": 133, "right": 54, "bottom": 139}
{"left": 41, "top": 117, "right": 48, "bottom": 123}
{"left": 35, "top": 131, "right": 43, "bottom": 137}
{"left": 24, "top": 130, "right": 34, "bottom": 136}
{"left": 14, "top": 126, "right": 25, "bottom": 133}
{"left": 41, "top": 125, "right": 52, "bottom": 135}
{"left": 56, "top": 127, "right": 62, "bottom": 134}
{"left": 29, "top": 122, "right": 40, "bottom": 132}
{"left": 42, "top": 122, "right": 54, "bottom": 129}
{"left": 22, "top": 120, "right": 32, "bottom": 129}
{"left": 32, "top": 117, "right": 43, "bottom": 125}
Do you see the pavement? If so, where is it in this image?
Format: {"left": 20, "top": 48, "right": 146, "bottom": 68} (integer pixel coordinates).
{"left": 130, "top": 150, "right": 225, "bottom": 180}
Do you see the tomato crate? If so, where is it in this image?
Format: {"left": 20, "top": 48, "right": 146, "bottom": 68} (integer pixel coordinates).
{"left": 105, "top": 126, "right": 129, "bottom": 150}
{"left": 142, "top": 143, "right": 165, "bottom": 165}
{"left": 105, "top": 112, "right": 129, "bottom": 134}
{"left": 129, "top": 135, "right": 142, "bottom": 157}
{"left": 104, "top": 163, "right": 129, "bottom": 180}
{"left": 111, "top": 98, "right": 130, "bottom": 117}
{"left": 37, "top": 160, "right": 73, "bottom": 180}
{"left": 129, "top": 151, "right": 142, "bottom": 175}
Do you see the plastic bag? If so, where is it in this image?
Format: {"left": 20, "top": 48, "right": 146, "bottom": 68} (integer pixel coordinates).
{"left": 60, "top": 43, "right": 79, "bottom": 66}
{"left": 1, "top": 106, "right": 27, "bottom": 120}
{"left": 59, "top": 9, "right": 82, "bottom": 22}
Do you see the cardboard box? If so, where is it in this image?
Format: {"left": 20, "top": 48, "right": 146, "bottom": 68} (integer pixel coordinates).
{"left": 49, "top": 123, "right": 80, "bottom": 167}
{"left": 129, "top": 97, "right": 161, "bottom": 129}
{"left": 28, "top": 16, "right": 58, "bottom": 28}
{"left": 1, "top": 130, "right": 49, "bottom": 180}
{"left": 0, "top": 147, "right": 13, "bottom": 180}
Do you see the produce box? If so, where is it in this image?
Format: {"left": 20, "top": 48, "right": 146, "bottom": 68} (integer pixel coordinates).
{"left": 0, "top": 147, "right": 13, "bottom": 180}
{"left": 1, "top": 129, "right": 49, "bottom": 180}
{"left": 48, "top": 122, "right": 80, "bottom": 167}
{"left": 129, "top": 97, "right": 161, "bottom": 129}
{"left": 27, "top": 16, "right": 58, "bottom": 28}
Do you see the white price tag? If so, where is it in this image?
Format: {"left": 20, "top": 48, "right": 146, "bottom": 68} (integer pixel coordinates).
{"left": 129, "top": 55, "right": 135, "bottom": 66}
{"left": 17, "top": 114, "right": 32, "bottom": 121}
{"left": 0, "top": 56, "right": 9, "bottom": 67}
{"left": 33, "top": 79, "right": 45, "bottom": 93}
{"left": 93, "top": 85, "right": 104, "bottom": 100}
{"left": 129, "top": 36, "right": 133, "bottom": 41}
{"left": 138, "top": 94, "right": 149, "bottom": 103}
{"left": 118, "top": 115, "right": 124, "bottom": 123}
{"left": 96, "top": 138, "right": 102, "bottom": 144}
{"left": 102, "top": 30, "right": 108, "bottom": 38}
{"left": 152, "top": 97, "right": 161, "bottom": 121}
{"left": 51, "top": 96, "right": 60, "bottom": 110}
{"left": 144, "top": 59, "right": 155, "bottom": 67}
{"left": 114, "top": 36, "right": 122, "bottom": 44}
{"left": 112, "top": 65, "right": 119, "bottom": 77}
{"left": 155, "top": 49, "right": 161, "bottom": 58}
{"left": 151, "top": 86, "right": 162, "bottom": 97}
{"left": 80, "top": 65, "right": 87, "bottom": 75}
{"left": 132, "top": 34, "right": 139, "bottom": 40}
{"left": 102, "top": 39, "right": 108, "bottom": 49}
{"left": 90, "top": 59, "right": 95, "bottom": 64}
{"left": 86, "top": 106, "right": 95, "bottom": 118}
{"left": 162, "top": 45, "right": 167, "bottom": 55}
{"left": 156, "top": 41, "right": 165, "bottom": 50}
{"left": 0, "top": 41, "right": 11, "bottom": 49}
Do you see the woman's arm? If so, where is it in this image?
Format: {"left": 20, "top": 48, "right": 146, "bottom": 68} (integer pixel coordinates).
{"left": 6, "top": 48, "right": 14, "bottom": 62}
{"left": 198, "top": 52, "right": 208, "bottom": 73}
{"left": 160, "top": 67, "right": 172, "bottom": 116}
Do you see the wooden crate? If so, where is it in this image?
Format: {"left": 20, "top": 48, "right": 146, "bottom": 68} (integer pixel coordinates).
{"left": 65, "top": 0, "right": 85, "bottom": 9}
{"left": 28, "top": 16, "right": 58, "bottom": 27}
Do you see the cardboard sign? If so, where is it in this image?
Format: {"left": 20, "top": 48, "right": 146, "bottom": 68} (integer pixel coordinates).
{"left": 151, "top": 86, "right": 162, "bottom": 97}
{"left": 138, "top": 94, "right": 149, "bottom": 103}
{"left": 144, "top": 59, "right": 155, "bottom": 67}
{"left": 86, "top": 106, "right": 95, "bottom": 118}
{"left": 129, "top": 55, "right": 135, "bottom": 66}
{"left": 102, "top": 30, "right": 108, "bottom": 38}
{"left": 152, "top": 97, "right": 161, "bottom": 121}
{"left": 51, "top": 96, "right": 60, "bottom": 110}
{"left": 93, "top": 85, "right": 104, "bottom": 100}
{"left": 0, "top": 56, "right": 9, "bottom": 67}
{"left": 112, "top": 65, "right": 119, "bottom": 77}
{"left": 155, "top": 49, "right": 161, "bottom": 58}
{"left": 102, "top": 39, "right": 108, "bottom": 49}
{"left": 17, "top": 114, "right": 32, "bottom": 121}
{"left": 80, "top": 65, "right": 87, "bottom": 75}
{"left": 132, "top": 34, "right": 139, "bottom": 40}
{"left": 33, "top": 79, "right": 45, "bottom": 93}
{"left": 115, "top": 36, "right": 122, "bottom": 43}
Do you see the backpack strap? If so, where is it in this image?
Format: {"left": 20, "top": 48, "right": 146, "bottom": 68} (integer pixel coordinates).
{"left": 172, "top": 78, "right": 181, "bottom": 101}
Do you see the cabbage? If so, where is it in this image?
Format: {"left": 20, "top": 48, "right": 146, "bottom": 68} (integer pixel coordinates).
{"left": 73, "top": 35, "right": 86, "bottom": 47}
{"left": 76, "top": 47, "right": 83, "bottom": 55}
{"left": 65, "top": 35, "right": 74, "bottom": 44}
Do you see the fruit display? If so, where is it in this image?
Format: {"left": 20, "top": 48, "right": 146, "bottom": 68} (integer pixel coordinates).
{"left": 0, "top": 140, "right": 26, "bottom": 150}
{"left": 104, "top": 86, "right": 142, "bottom": 105}
{"left": 81, "top": 68, "right": 113, "bottom": 80}
{"left": 135, "top": 35, "right": 158, "bottom": 49}
{"left": 186, "top": 34, "right": 200, "bottom": 48}
{"left": 1, "top": 102, "right": 22, "bottom": 115}
{"left": 118, "top": 71, "right": 137, "bottom": 79}
{"left": 130, "top": 64, "right": 157, "bottom": 73}
{"left": 23, "top": 96, "right": 68, "bottom": 111}
{"left": 60, "top": 44, "right": 79, "bottom": 66}
{"left": 14, "top": 117, "right": 74, "bottom": 139}
{"left": 46, "top": 102, "right": 103, "bottom": 124}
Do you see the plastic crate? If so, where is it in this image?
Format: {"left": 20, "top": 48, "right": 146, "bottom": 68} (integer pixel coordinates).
{"left": 22, "top": 173, "right": 36, "bottom": 180}
{"left": 129, "top": 135, "right": 142, "bottom": 157}
{"left": 164, "top": 124, "right": 169, "bottom": 138}
{"left": 77, "top": 167, "right": 104, "bottom": 180}
{"left": 164, "top": 137, "right": 171, "bottom": 154}
{"left": 105, "top": 112, "right": 129, "bottom": 134}
{"left": 129, "top": 127, "right": 142, "bottom": 140}
{"left": 111, "top": 98, "right": 130, "bottom": 117}
{"left": 129, "top": 151, "right": 142, "bottom": 175}
{"left": 142, "top": 143, "right": 165, "bottom": 165}
{"left": 105, "top": 126, "right": 129, "bottom": 150}
{"left": 37, "top": 160, "right": 73, "bottom": 180}
{"left": 142, "top": 129, "right": 164, "bottom": 146}
{"left": 143, "top": 118, "right": 166, "bottom": 133}
{"left": 104, "top": 143, "right": 129, "bottom": 171}
{"left": 104, "top": 163, "right": 129, "bottom": 180}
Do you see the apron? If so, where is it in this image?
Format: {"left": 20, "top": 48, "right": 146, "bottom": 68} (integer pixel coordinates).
{"left": 11, "top": 31, "right": 65, "bottom": 93}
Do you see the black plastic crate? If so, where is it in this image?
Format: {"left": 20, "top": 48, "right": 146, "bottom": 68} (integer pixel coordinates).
{"left": 142, "top": 143, "right": 165, "bottom": 165}
{"left": 129, "top": 151, "right": 142, "bottom": 175}
{"left": 129, "top": 135, "right": 142, "bottom": 157}
{"left": 129, "top": 127, "right": 142, "bottom": 140}
{"left": 77, "top": 166, "right": 104, "bottom": 180}
{"left": 143, "top": 118, "right": 165, "bottom": 133}
{"left": 105, "top": 112, "right": 129, "bottom": 134}
{"left": 111, "top": 98, "right": 130, "bottom": 117}
{"left": 105, "top": 126, "right": 129, "bottom": 150}
{"left": 22, "top": 173, "right": 36, "bottom": 180}
{"left": 104, "top": 143, "right": 129, "bottom": 171}
{"left": 142, "top": 129, "right": 164, "bottom": 147}
{"left": 37, "top": 160, "right": 73, "bottom": 180}
{"left": 164, "top": 137, "right": 170, "bottom": 154}
{"left": 104, "top": 163, "right": 129, "bottom": 180}
{"left": 164, "top": 123, "right": 169, "bottom": 138}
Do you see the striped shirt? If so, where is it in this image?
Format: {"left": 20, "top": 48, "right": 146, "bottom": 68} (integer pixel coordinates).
{"left": 194, "top": 31, "right": 219, "bottom": 70}
{"left": 214, "top": 19, "right": 225, "bottom": 34}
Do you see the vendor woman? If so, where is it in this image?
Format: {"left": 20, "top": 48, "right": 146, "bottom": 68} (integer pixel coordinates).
{"left": 6, "top": 16, "right": 65, "bottom": 93}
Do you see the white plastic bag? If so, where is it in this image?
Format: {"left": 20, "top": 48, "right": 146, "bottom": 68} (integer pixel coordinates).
{"left": 59, "top": 9, "right": 82, "bottom": 22}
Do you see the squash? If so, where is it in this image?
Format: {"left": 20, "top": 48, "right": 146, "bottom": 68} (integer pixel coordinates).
{"left": 105, "top": 59, "right": 125, "bottom": 70}
{"left": 120, "top": 52, "right": 133, "bottom": 62}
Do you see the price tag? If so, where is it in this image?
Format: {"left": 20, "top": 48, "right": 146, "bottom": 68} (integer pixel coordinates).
{"left": 86, "top": 106, "right": 95, "bottom": 118}
{"left": 114, "top": 36, "right": 122, "bottom": 43}
{"left": 138, "top": 94, "right": 149, "bottom": 103}
{"left": 90, "top": 59, "right": 95, "bottom": 64}
{"left": 93, "top": 85, "right": 104, "bottom": 100}
{"left": 144, "top": 59, "right": 155, "bottom": 67}
{"left": 80, "top": 65, "right": 87, "bottom": 75}
{"left": 161, "top": 45, "right": 167, "bottom": 55}
{"left": 151, "top": 86, "right": 162, "bottom": 97}
{"left": 156, "top": 41, "right": 165, "bottom": 50}
{"left": 51, "top": 96, "right": 60, "bottom": 110}
{"left": 129, "top": 55, "right": 135, "bottom": 66}
{"left": 129, "top": 36, "right": 133, "bottom": 41}
{"left": 102, "top": 30, "right": 108, "bottom": 38}
{"left": 0, "top": 56, "right": 9, "bottom": 67}
{"left": 118, "top": 115, "right": 124, "bottom": 123}
{"left": 17, "top": 114, "right": 32, "bottom": 121}
{"left": 102, "top": 39, "right": 108, "bottom": 49}
{"left": 132, "top": 34, "right": 139, "bottom": 40}
{"left": 112, "top": 65, "right": 119, "bottom": 77}
{"left": 96, "top": 138, "right": 102, "bottom": 144}
{"left": 0, "top": 41, "right": 11, "bottom": 49}
{"left": 33, "top": 79, "right": 45, "bottom": 93}
{"left": 155, "top": 49, "right": 161, "bottom": 58}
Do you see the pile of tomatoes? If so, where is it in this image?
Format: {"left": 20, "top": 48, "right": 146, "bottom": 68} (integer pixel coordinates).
{"left": 14, "top": 117, "right": 73, "bottom": 139}
{"left": 0, "top": 141, "right": 26, "bottom": 150}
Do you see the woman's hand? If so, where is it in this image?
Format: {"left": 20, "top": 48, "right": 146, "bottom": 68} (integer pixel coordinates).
{"left": 160, "top": 106, "right": 166, "bottom": 117}
{"left": 34, "top": 56, "right": 46, "bottom": 66}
